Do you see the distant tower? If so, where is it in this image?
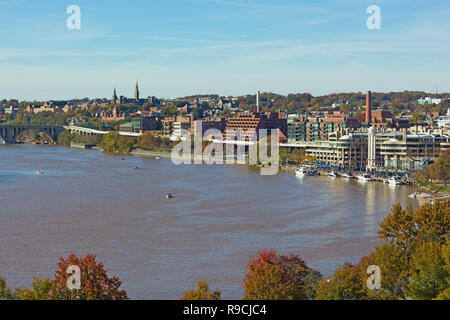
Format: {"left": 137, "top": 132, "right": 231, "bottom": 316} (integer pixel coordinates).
{"left": 367, "top": 126, "right": 377, "bottom": 171}
{"left": 135, "top": 81, "right": 140, "bottom": 101}
{"left": 365, "top": 91, "right": 372, "bottom": 124}
{"left": 112, "top": 87, "right": 118, "bottom": 105}
{"left": 256, "top": 91, "right": 261, "bottom": 113}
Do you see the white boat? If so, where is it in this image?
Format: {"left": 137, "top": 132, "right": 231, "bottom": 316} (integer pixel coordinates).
{"left": 388, "top": 177, "right": 403, "bottom": 185}
{"left": 409, "top": 192, "right": 433, "bottom": 199}
{"left": 328, "top": 171, "right": 339, "bottom": 178}
{"left": 342, "top": 172, "right": 354, "bottom": 179}
{"left": 295, "top": 167, "right": 316, "bottom": 177}
{"left": 357, "top": 173, "right": 373, "bottom": 182}
{"left": 155, "top": 157, "right": 161, "bottom": 160}
{"left": 36, "top": 171, "right": 44, "bottom": 175}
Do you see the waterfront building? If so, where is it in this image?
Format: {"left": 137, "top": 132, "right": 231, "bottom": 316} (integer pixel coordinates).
{"left": 288, "top": 115, "right": 359, "bottom": 143}
{"left": 140, "top": 115, "right": 163, "bottom": 132}
{"left": 119, "top": 120, "right": 141, "bottom": 133}
{"left": 284, "top": 127, "right": 449, "bottom": 171}
{"left": 193, "top": 118, "right": 227, "bottom": 136}
{"left": 162, "top": 116, "right": 192, "bottom": 137}
{"left": 223, "top": 112, "right": 287, "bottom": 142}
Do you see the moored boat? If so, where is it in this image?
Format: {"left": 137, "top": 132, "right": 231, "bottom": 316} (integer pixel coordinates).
{"left": 328, "top": 171, "right": 339, "bottom": 178}
{"left": 342, "top": 172, "right": 354, "bottom": 179}
{"left": 295, "top": 167, "right": 317, "bottom": 177}
{"left": 357, "top": 173, "right": 373, "bottom": 182}
{"left": 388, "top": 176, "right": 403, "bottom": 185}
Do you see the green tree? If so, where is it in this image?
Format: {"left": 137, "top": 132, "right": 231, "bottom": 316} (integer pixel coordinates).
{"left": 362, "top": 243, "right": 410, "bottom": 300}
{"left": 57, "top": 130, "right": 74, "bottom": 146}
{"left": 437, "top": 240, "right": 450, "bottom": 300}
{"left": 191, "top": 108, "right": 204, "bottom": 119}
{"left": 0, "top": 275, "right": 15, "bottom": 300}
{"left": 409, "top": 113, "right": 426, "bottom": 124}
{"left": 15, "top": 278, "right": 52, "bottom": 300}
{"left": 315, "top": 263, "right": 367, "bottom": 300}
{"left": 179, "top": 281, "right": 221, "bottom": 300}
{"left": 138, "top": 132, "right": 162, "bottom": 150}
{"left": 406, "top": 241, "right": 448, "bottom": 300}
{"left": 102, "top": 132, "right": 135, "bottom": 154}
{"left": 430, "top": 150, "right": 450, "bottom": 187}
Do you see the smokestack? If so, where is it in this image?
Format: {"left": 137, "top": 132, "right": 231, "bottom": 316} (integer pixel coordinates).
{"left": 256, "top": 91, "right": 260, "bottom": 113}
{"left": 365, "top": 91, "right": 372, "bottom": 124}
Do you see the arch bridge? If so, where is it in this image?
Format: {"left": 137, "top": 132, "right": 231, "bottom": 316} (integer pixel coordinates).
{"left": 0, "top": 125, "right": 65, "bottom": 144}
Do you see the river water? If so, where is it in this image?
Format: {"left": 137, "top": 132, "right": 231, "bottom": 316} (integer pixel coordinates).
{"left": 0, "top": 144, "right": 417, "bottom": 299}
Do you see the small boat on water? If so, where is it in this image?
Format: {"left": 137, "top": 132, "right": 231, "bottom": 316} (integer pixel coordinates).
{"left": 36, "top": 171, "right": 44, "bottom": 175}
{"left": 409, "top": 192, "right": 433, "bottom": 199}
{"left": 155, "top": 157, "right": 160, "bottom": 160}
{"left": 388, "top": 176, "right": 403, "bottom": 185}
{"left": 166, "top": 193, "right": 174, "bottom": 199}
{"left": 328, "top": 171, "right": 339, "bottom": 178}
{"left": 295, "top": 167, "right": 317, "bottom": 177}
{"left": 342, "top": 172, "right": 354, "bottom": 179}
{"left": 357, "top": 173, "right": 373, "bottom": 182}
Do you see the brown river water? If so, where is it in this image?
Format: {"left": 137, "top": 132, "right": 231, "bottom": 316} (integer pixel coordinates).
{"left": 0, "top": 144, "right": 417, "bottom": 299}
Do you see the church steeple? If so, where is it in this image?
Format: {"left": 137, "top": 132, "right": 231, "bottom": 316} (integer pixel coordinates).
{"left": 112, "top": 87, "right": 118, "bottom": 104}
{"left": 135, "top": 81, "right": 139, "bottom": 101}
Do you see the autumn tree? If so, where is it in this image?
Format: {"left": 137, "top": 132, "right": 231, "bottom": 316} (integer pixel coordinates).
{"left": 315, "top": 262, "right": 368, "bottom": 300}
{"left": 243, "top": 250, "right": 321, "bottom": 300}
{"left": 138, "top": 131, "right": 162, "bottom": 150}
{"left": 50, "top": 253, "right": 127, "bottom": 300}
{"left": 375, "top": 200, "right": 450, "bottom": 299}
{"left": 317, "top": 200, "right": 450, "bottom": 300}
{"left": 377, "top": 200, "right": 450, "bottom": 250}
{"left": 430, "top": 149, "right": 450, "bottom": 187}
{"left": 409, "top": 113, "right": 426, "bottom": 124}
{"left": 362, "top": 243, "right": 410, "bottom": 300}
{"left": 179, "top": 280, "right": 221, "bottom": 300}
{"left": 0, "top": 275, "right": 15, "bottom": 300}
{"left": 15, "top": 278, "right": 52, "bottom": 300}
{"left": 436, "top": 240, "right": 450, "bottom": 300}
{"left": 406, "top": 241, "right": 448, "bottom": 300}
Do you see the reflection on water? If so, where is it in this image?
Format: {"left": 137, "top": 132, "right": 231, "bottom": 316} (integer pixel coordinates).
{"left": 0, "top": 145, "right": 417, "bottom": 299}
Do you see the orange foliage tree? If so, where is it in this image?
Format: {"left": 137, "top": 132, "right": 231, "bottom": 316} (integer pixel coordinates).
{"left": 243, "top": 250, "right": 321, "bottom": 300}
{"left": 50, "top": 253, "right": 127, "bottom": 300}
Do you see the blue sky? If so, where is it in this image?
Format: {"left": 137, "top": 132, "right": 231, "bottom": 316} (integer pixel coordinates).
{"left": 0, "top": 0, "right": 449, "bottom": 100}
